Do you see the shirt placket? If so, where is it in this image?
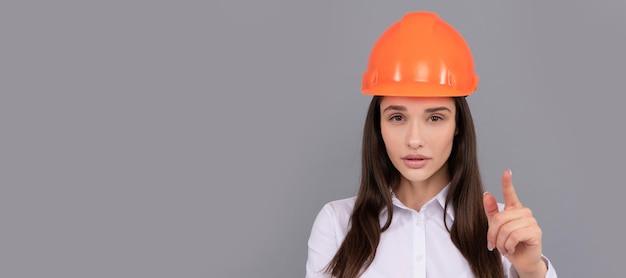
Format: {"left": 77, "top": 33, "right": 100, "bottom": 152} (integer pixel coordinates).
{"left": 412, "top": 212, "right": 426, "bottom": 278}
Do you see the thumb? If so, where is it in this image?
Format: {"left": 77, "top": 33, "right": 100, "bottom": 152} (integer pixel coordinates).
{"left": 483, "top": 192, "right": 499, "bottom": 221}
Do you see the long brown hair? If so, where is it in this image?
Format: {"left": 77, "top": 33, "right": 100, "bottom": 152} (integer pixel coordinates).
{"left": 326, "top": 96, "right": 504, "bottom": 278}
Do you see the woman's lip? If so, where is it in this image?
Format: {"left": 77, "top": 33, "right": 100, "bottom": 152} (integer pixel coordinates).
{"left": 402, "top": 154, "right": 429, "bottom": 160}
{"left": 402, "top": 157, "right": 430, "bottom": 169}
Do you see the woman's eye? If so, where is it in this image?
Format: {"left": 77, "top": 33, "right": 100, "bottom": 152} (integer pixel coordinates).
{"left": 390, "top": 115, "right": 404, "bottom": 121}
{"left": 429, "top": 115, "right": 443, "bottom": 122}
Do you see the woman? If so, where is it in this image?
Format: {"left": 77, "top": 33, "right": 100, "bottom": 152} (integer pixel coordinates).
{"left": 305, "top": 11, "right": 557, "bottom": 278}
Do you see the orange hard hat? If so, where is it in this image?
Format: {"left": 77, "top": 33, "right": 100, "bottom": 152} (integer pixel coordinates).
{"left": 361, "top": 11, "right": 479, "bottom": 97}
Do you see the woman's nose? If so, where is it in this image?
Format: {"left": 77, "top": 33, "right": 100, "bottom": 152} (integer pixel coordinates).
{"left": 406, "top": 123, "right": 424, "bottom": 149}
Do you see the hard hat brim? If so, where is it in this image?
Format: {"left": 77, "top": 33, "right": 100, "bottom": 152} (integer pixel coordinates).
{"left": 361, "top": 81, "right": 476, "bottom": 97}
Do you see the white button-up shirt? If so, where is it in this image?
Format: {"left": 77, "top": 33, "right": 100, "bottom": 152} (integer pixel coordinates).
{"left": 306, "top": 186, "right": 557, "bottom": 277}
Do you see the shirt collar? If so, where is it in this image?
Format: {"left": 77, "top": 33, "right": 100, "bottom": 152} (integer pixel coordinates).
{"left": 391, "top": 184, "right": 455, "bottom": 221}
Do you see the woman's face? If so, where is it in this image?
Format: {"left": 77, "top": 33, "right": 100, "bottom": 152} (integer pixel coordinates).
{"left": 380, "top": 96, "right": 456, "bottom": 186}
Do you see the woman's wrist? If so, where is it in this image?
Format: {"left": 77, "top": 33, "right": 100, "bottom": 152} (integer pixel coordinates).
{"left": 517, "top": 258, "right": 548, "bottom": 278}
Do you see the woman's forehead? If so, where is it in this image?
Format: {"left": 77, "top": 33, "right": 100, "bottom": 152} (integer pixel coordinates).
{"left": 380, "top": 96, "right": 455, "bottom": 109}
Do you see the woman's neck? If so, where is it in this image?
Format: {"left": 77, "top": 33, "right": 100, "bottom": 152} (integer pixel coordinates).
{"left": 394, "top": 168, "right": 450, "bottom": 212}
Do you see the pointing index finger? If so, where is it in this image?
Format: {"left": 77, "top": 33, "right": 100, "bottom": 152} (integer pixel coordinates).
{"left": 502, "top": 169, "right": 522, "bottom": 209}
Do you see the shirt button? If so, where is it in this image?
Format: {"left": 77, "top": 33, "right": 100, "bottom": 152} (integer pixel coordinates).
{"left": 415, "top": 218, "right": 422, "bottom": 226}
{"left": 416, "top": 255, "right": 423, "bottom": 262}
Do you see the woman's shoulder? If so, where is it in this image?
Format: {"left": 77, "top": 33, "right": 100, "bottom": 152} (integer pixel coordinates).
{"left": 320, "top": 196, "right": 357, "bottom": 215}
{"left": 310, "top": 196, "right": 357, "bottom": 238}
{"left": 313, "top": 196, "right": 357, "bottom": 226}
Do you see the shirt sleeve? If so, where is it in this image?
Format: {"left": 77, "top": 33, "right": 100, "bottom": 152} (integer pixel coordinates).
{"left": 506, "top": 255, "right": 558, "bottom": 278}
{"left": 305, "top": 203, "right": 339, "bottom": 278}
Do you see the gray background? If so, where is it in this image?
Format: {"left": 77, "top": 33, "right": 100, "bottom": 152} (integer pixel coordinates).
{"left": 2, "top": 0, "right": 623, "bottom": 277}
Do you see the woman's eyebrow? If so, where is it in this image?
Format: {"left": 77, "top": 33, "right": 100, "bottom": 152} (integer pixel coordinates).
{"left": 382, "top": 105, "right": 406, "bottom": 112}
{"left": 424, "top": 106, "right": 452, "bottom": 113}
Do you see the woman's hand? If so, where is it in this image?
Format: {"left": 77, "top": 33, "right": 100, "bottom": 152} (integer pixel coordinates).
{"left": 483, "top": 170, "right": 548, "bottom": 278}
